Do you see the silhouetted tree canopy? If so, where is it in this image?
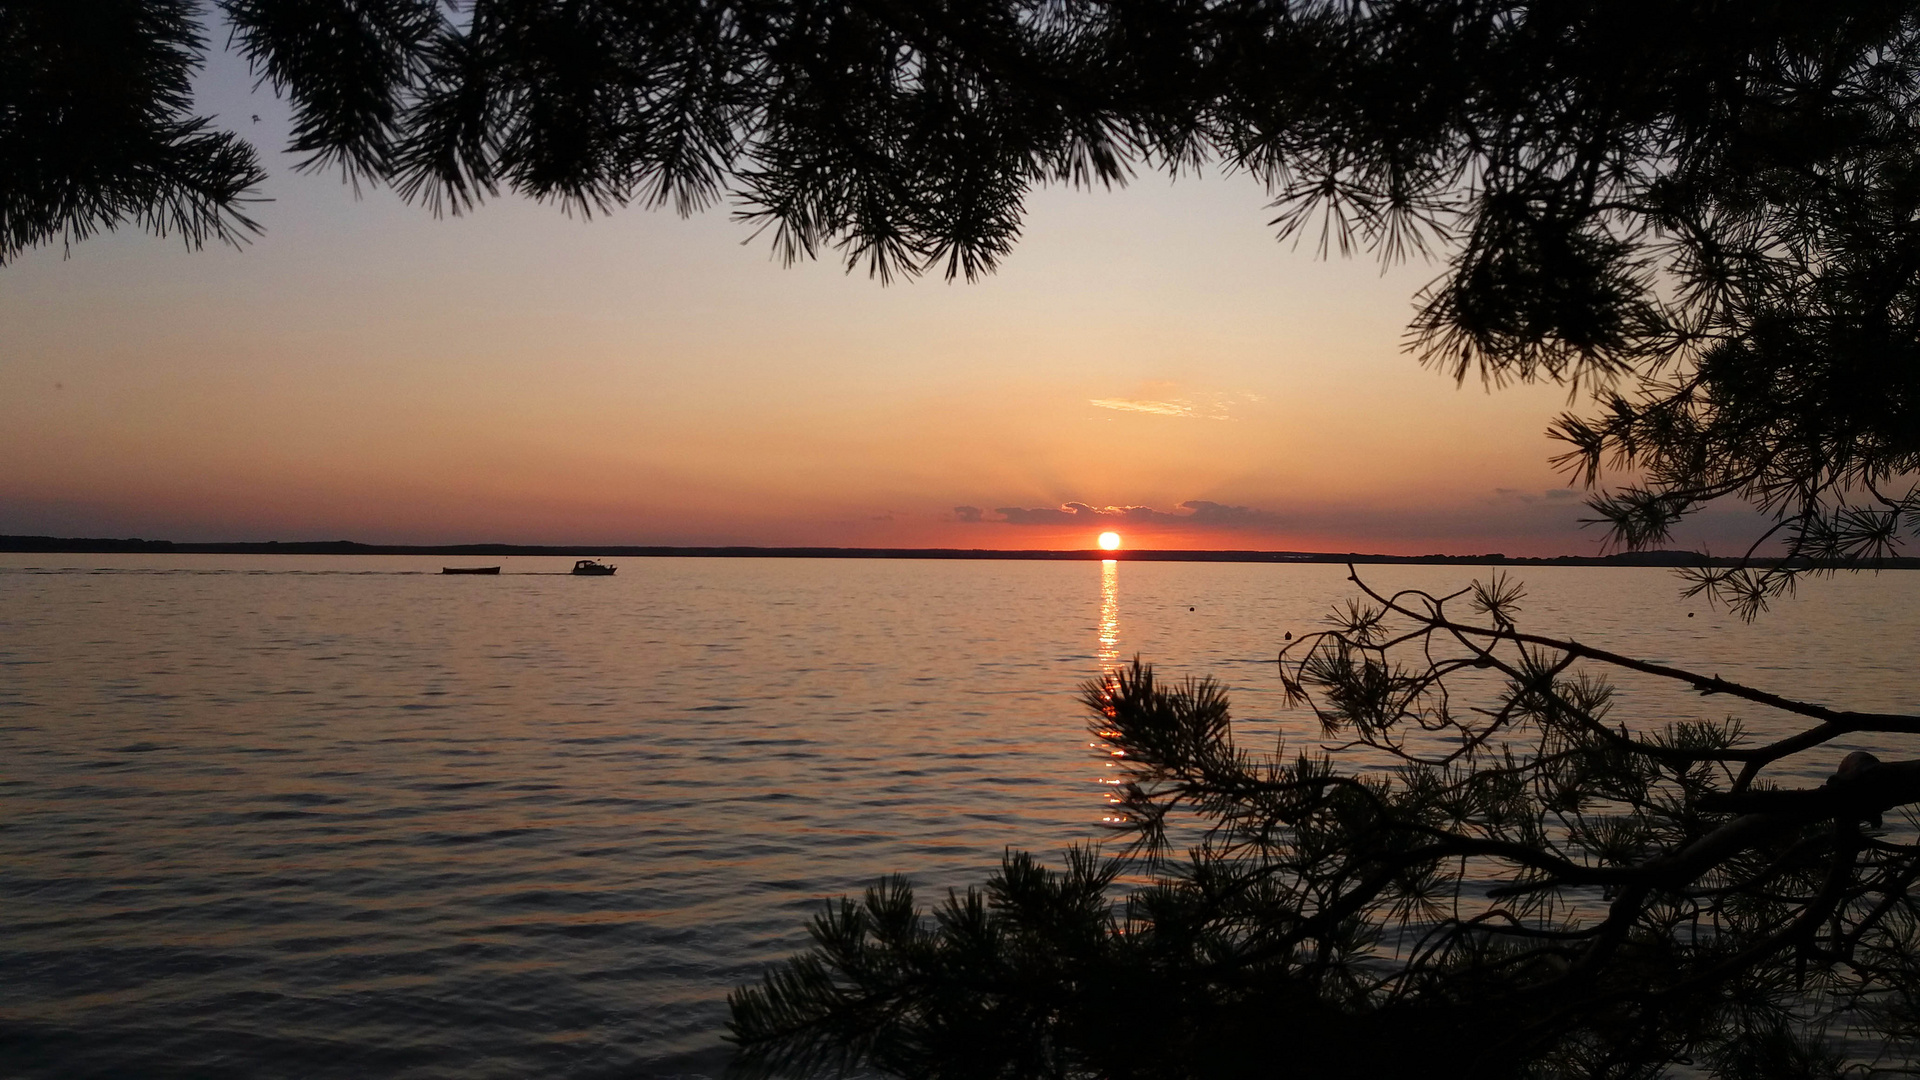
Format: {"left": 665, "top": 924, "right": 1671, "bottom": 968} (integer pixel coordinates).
{"left": 6, "top": 1, "right": 1919, "bottom": 592}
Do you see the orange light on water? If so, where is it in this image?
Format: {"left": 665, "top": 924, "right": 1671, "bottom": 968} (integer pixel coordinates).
{"left": 1097, "top": 557, "right": 1119, "bottom": 669}
{"left": 1097, "top": 531, "right": 1122, "bottom": 551}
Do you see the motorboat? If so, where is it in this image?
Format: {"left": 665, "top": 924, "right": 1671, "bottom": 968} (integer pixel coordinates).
{"left": 571, "top": 559, "right": 616, "bottom": 576}
{"left": 442, "top": 566, "right": 501, "bottom": 575}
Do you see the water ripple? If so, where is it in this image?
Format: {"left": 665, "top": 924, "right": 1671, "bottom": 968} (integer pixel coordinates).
{"left": 2, "top": 556, "right": 1916, "bottom": 1077}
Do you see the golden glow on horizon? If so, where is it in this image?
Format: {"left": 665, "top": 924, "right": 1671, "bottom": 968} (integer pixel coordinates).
{"left": 1098, "top": 531, "right": 1122, "bottom": 551}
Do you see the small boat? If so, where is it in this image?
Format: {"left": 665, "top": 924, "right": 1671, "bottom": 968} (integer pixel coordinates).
{"left": 442, "top": 566, "right": 501, "bottom": 575}
{"left": 571, "top": 559, "right": 616, "bottom": 576}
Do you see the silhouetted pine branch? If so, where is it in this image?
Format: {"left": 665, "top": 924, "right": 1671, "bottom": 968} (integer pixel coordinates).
{"left": 1, "top": 1, "right": 266, "bottom": 261}
{"left": 730, "top": 571, "right": 1920, "bottom": 1078}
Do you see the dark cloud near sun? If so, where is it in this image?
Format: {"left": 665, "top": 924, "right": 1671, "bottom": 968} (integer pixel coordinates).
{"left": 1494, "top": 488, "right": 1582, "bottom": 504}
{"left": 1178, "top": 500, "right": 1287, "bottom": 526}
{"left": 991, "top": 502, "right": 1108, "bottom": 525}
{"left": 930, "top": 489, "right": 1774, "bottom": 556}
{"left": 973, "top": 500, "right": 1287, "bottom": 528}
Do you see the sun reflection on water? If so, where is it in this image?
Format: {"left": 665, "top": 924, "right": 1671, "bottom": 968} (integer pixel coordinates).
{"left": 1097, "top": 558, "right": 1119, "bottom": 670}
{"left": 1095, "top": 559, "right": 1132, "bottom": 821}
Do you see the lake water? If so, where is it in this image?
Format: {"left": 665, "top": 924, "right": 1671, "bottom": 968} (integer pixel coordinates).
{"left": 4, "top": 556, "right": 1918, "bottom": 1078}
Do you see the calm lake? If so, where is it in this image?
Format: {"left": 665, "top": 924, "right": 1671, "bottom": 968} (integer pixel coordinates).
{"left": 4, "top": 555, "right": 1918, "bottom": 1078}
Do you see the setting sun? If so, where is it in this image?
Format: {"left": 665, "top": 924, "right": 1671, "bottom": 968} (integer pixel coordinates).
{"left": 1097, "top": 531, "right": 1122, "bottom": 551}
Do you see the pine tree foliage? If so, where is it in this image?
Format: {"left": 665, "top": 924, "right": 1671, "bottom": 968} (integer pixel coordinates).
{"left": 729, "top": 573, "right": 1920, "bottom": 1078}
{"left": 1, "top": 1, "right": 266, "bottom": 261}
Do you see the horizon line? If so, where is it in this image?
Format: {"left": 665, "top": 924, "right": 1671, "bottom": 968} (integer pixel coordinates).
{"left": 1, "top": 534, "right": 1899, "bottom": 569}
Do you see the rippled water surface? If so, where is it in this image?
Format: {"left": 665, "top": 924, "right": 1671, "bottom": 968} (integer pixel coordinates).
{"left": 4, "top": 556, "right": 1918, "bottom": 1078}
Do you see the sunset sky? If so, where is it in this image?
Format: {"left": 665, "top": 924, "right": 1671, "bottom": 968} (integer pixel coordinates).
{"left": 0, "top": 42, "right": 1760, "bottom": 555}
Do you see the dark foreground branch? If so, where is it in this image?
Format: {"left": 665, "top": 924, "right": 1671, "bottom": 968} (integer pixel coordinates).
{"left": 732, "top": 576, "right": 1920, "bottom": 1079}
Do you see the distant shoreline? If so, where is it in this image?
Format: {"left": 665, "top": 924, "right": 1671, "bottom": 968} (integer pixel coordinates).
{"left": 6, "top": 534, "right": 1916, "bottom": 568}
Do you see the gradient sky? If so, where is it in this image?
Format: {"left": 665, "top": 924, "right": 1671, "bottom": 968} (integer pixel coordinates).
{"left": 0, "top": 38, "right": 1765, "bottom": 554}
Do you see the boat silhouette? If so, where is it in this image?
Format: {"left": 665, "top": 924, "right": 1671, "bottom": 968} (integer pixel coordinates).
{"left": 571, "top": 559, "right": 616, "bottom": 576}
